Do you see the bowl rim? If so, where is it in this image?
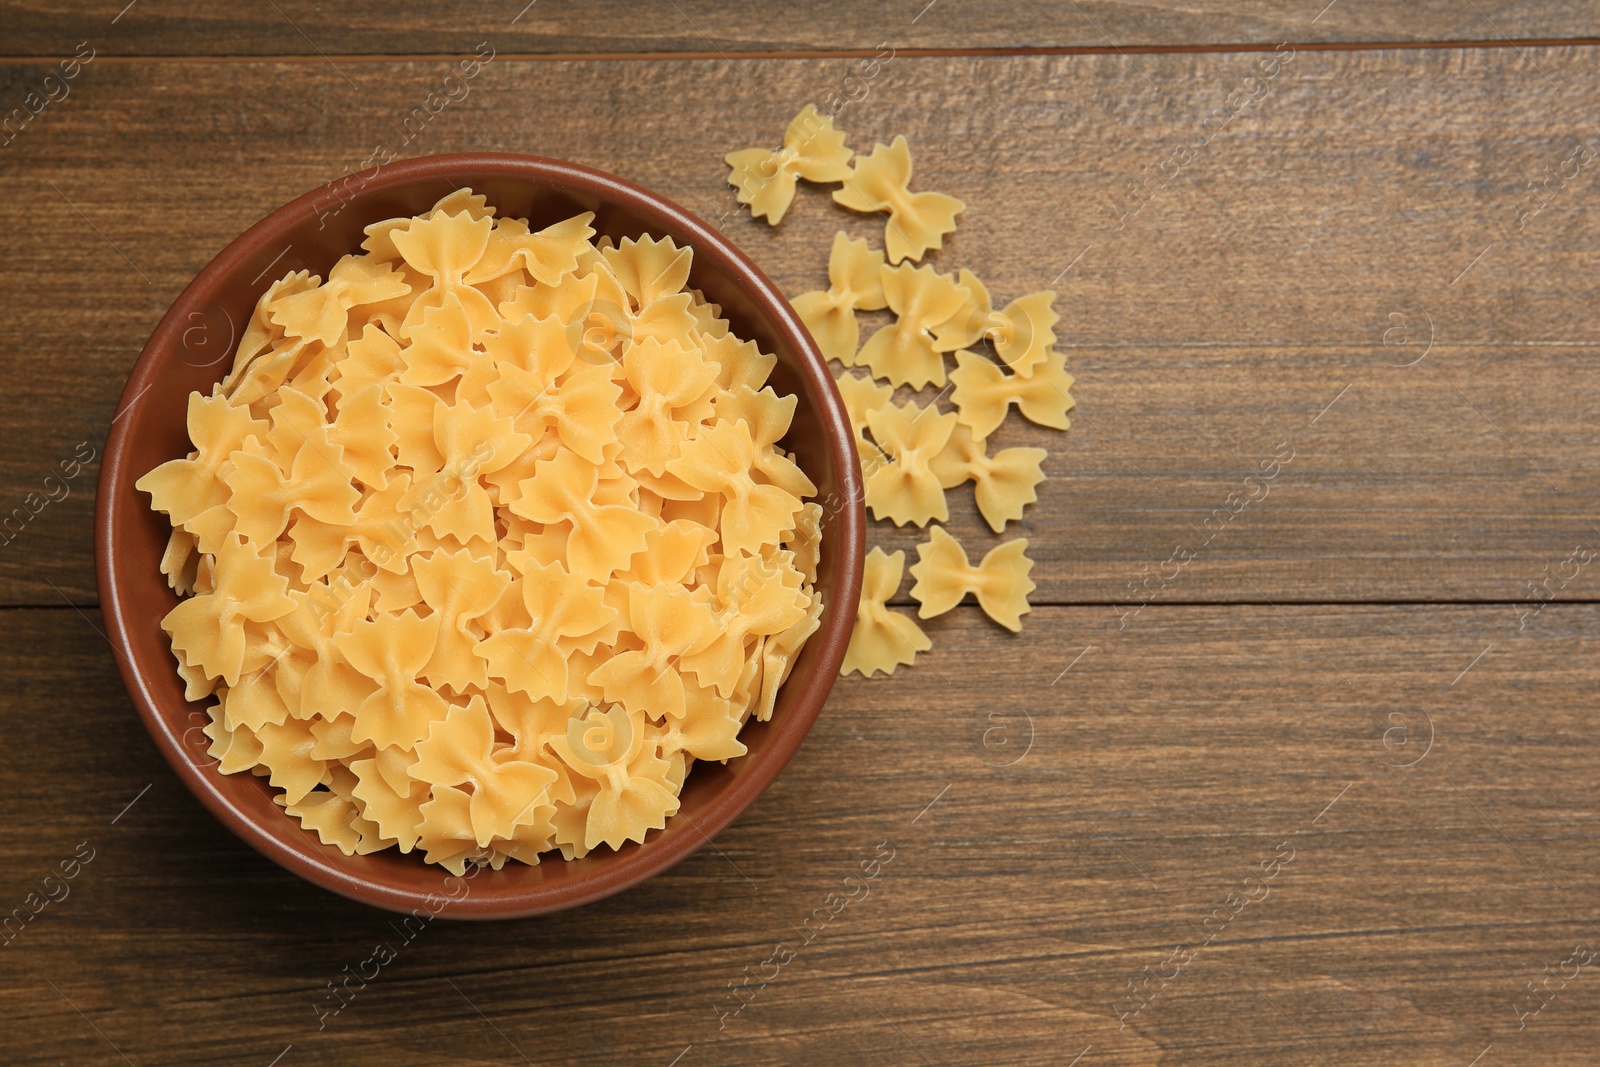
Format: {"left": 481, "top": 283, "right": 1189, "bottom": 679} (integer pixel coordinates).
{"left": 94, "top": 152, "right": 865, "bottom": 919}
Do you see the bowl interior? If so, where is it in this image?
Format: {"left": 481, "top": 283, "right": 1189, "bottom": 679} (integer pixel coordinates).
{"left": 96, "top": 154, "right": 864, "bottom": 918}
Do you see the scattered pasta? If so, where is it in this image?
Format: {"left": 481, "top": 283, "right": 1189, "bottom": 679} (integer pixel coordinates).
{"left": 930, "top": 426, "right": 1048, "bottom": 534}
{"left": 726, "top": 112, "right": 1074, "bottom": 675}
{"left": 909, "top": 526, "right": 1036, "bottom": 632}
{"left": 832, "top": 135, "right": 965, "bottom": 265}
{"left": 863, "top": 398, "right": 957, "bottom": 528}
{"left": 139, "top": 191, "right": 822, "bottom": 871}
{"left": 840, "top": 548, "right": 931, "bottom": 677}
{"left": 726, "top": 104, "right": 855, "bottom": 225}
{"left": 790, "top": 231, "right": 888, "bottom": 365}
{"left": 949, "top": 348, "right": 1076, "bottom": 440}
{"left": 932, "top": 269, "right": 1059, "bottom": 378}
{"left": 856, "top": 262, "right": 971, "bottom": 390}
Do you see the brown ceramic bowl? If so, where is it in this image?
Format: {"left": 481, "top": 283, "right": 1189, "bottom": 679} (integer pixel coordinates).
{"left": 95, "top": 153, "right": 864, "bottom": 919}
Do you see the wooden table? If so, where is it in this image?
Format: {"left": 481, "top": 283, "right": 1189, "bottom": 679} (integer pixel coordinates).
{"left": 4, "top": 4, "right": 1599, "bottom": 1063}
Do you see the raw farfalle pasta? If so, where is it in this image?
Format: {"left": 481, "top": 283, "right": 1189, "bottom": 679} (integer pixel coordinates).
{"left": 790, "top": 231, "right": 888, "bottom": 365}
{"left": 930, "top": 426, "right": 1048, "bottom": 533}
{"left": 932, "top": 270, "right": 1059, "bottom": 378}
{"left": 841, "top": 548, "right": 931, "bottom": 677}
{"left": 863, "top": 399, "right": 958, "bottom": 528}
{"left": 834, "top": 369, "right": 892, "bottom": 465}
{"left": 138, "top": 190, "right": 822, "bottom": 872}
{"left": 949, "top": 348, "right": 1076, "bottom": 440}
{"left": 726, "top": 104, "right": 855, "bottom": 225}
{"left": 727, "top": 112, "right": 1076, "bottom": 675}
{"left": 856, "top": 262, "right": 972, "bottom": 390}
{"left": 832, "top": 135, "right": 965, "bottom": 265}
{"left": 909, "top": 526, "right": 1036, "bottom": 633}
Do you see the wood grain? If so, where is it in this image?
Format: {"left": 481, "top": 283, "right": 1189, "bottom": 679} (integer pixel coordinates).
{"left": 3, "top": 47, "right": 1599, "bottom": 605}
{"left": 2, "top": 603, "right": 1595, "bottom": 1065}
{"left": 0, "top": 1, "right": 1597, "bottom": 57}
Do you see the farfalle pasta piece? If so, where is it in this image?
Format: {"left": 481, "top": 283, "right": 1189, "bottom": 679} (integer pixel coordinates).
{"left": 666, "top": 419, "right": 803, "bottom": 556}
{"left": 832, "top": 135, "right": 965, "bottom": 264}
{"left": 932, "top": 270, "right": 1059, "bottom": 378}
{"left": 336, "top": 609, "right": 450, "bottom": 751}
{"left": 390, "top": 206, "right": 499, "bottom": 339}
{"left": 508, "top": 451, "right": 657, "bottom": 577}
{"left": 160, "top": 526, "right": 201, "bottom": 595}
{"left": 416, "top": 396, "right": 531, "bottom": 546}
{"left": 616, "top": 337, "right": 719, "bottom": 476}
{"left": 223, "top": 405, "right": 360, "bottom": 546}
{"left": 702, "top": 331, "right": 776, "bottom": 392}
{"left": 600, "top": 234, "right": 694, "bottom": 308}
{"left": 226, "top": 271, "right": 317, "bottom": 386}
{"left": 841, "top": 548, "right": 930, "bottom": 677}
{"left": 591, "top": 259, "right": 700, "bottom": 351}
{"left": 617, "top": 519, "right": 715, "bottom": 588}
{"left": 755, "top": 594, "right": 823, "bottom": 722}
{"left": 161, "top": 533, "right": 296, "bottom": 688}
{"left": 551, "top": 705, "right": 681, "bottom": 851}
{"left": 909, "top": 525, "right": 1035, "bottom": 632}
{"left": 484, "top": 312, "right": 623, "bottom": 466}
{"left": 588, "top": 582, "right": 719, "bottom": 721}
{"left": 787, "top": 501, "right": 823, "bottom": 587}
{"left": 253, "top": 717, "right": 326, "bottom": 806}
{"left": 223, "top": 658, "right": 293, "bottom": 732}
{"left": 681, "top": 551, "right": 810, "bottom": 697}
{"left": 135, "top": 392, "right": 267, "bottom": 527}
{"left": 203, "top": 710, "right": 264, "bottom": 775}
{"left": 651, "top": 687, "right": 747, "bottom": 763}
{"left": 476, "top": 558, "right": 617, "bottom": 703}
{"left": 834, "top": 369, "right": 891, "bottom": 466}
{"left": 428, "top": 187, "right": 494, "bottom": 221}
{"left": 726, "top": 104, "right": 854, "bottom": 225}
{"left": 410, "top": 697, "right": 558, "bottom": 846}
{"left": 268, "top": 254, "right": 410, "bottom": 348}
{"left": 277, "top": 584, "right": 376, "bottom": 723}
{"left": 333, "top": 323, "right": 404, "bottom": 407}
{"left": 864, "top": 399, "right": 958, "bottom": 527}
{"left": 281, "top": 787, "right": 363, "bottom": 856}
{"left": 790, "top": 232, "right": 888, "bottom": 365}
{"left": 857, "top": 263, "right": 971, "bottom": 389}
{"left": 466, "top": 212, "right": 595, "bottom": 287}
{"left": 413, "top": 548, "right": 511, "bottom": 693}
{"left": 949, "top": 348, "right": 1076, "bottom": 440}
{"left": 711, "top": 388, "right": 813, "bottom": 499}
{"left": 328, "top": 382, "right": 397, "bottom": 493}
{"left": 397, "top": 291, "right": 479, "bottom": 388}
{"left": 930, "top": 425, "right": 1048, "bottom": 533}
{"left": 350, "top": 748, "right": 430, "bottom": 852}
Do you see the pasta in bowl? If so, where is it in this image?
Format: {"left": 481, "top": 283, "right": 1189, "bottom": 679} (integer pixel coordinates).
{"left": 95, "top": 154, "right": 864, "bottom": 918}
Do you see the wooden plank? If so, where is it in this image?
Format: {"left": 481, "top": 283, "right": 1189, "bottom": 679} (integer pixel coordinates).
{"left": 2, "top": 603, "right": 1596, "bottom": 1064}
{"left": 4, "top": 47, "right": 1600, "bottom": 606}
{"left": 0, "top": 1, "right": 1596, "bottom": 57}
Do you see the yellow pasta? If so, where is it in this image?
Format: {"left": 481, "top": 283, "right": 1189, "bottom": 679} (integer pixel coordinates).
{"left": 863, "top": 399, "right": 958, "bottom": 527}
{"left": 949, "top": 348, "right": 1076, "bottom": 440}
{"left": 930, "top": 425, "right": 1049, "bottom": 533}
{"left": 932, "top": 270, "right": 1059, "bottom": 379}
{"left": 726, "top": 104, "right": 855, "bottom": 225}
{"left": 141, "top": 190, "right": 822, "bottom": 871}
{"left": 719, "top": 123, "right": 1074, "bottom": 679}
{"left": 832, "top": 135, "right": 965, "bottom": 264}
{"left": 856, "top": 263, "right": 971, "bottom": 389}
{"left": 909, "top": 526, "right": 1035, "bottom": 632}
{"left": 841, "top": 548, "right": 931, "bottom": 677}
{"left": 834, "top": 369, "right": 891, "bottom": 468}
{"left": 790, "top": 231, "right": 888, "bottom": 365}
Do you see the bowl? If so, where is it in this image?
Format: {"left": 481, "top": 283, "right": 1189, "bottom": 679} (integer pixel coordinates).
{"left": 94, "top": 153, "right": 865, "bottom": 919}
